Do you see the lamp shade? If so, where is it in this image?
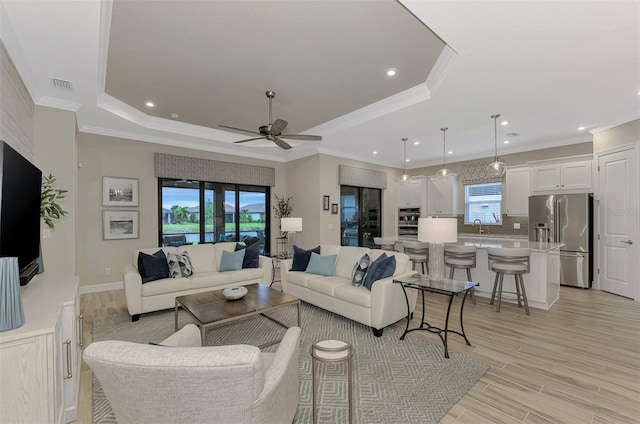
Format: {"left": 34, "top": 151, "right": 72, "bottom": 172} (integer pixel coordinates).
{"left": 281, "top": 217, "right": 302, "bottom": 232}
{"left": 417, "top": 218, "right": 457, "bottom": 243}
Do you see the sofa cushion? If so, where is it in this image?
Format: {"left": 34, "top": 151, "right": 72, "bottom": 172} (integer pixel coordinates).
{"left": 138, "top": 250, "right": 170, "bottom": 283}
{"left": 181, "top": 244, "right": 217, "bottom": 273}
{"left": 284, "top": 270, "right": 316, "bottom": 288}
{"left": 225, "top": 268, "right": 264, "bottom": 283}
{"left": 333, "top": 246, "right": 370, "bottom": 279}
{"left": 351, "top": 253, "right": 370, "bottom": 287}
{"left": 307, "top": 276, "right": 350, "bottom": 296}
{"left": 305, "top": 252, "right": 337, "bottom": 276}
{"left": 363, "top": 254, "right": 396, "bottom": 290}
{"left": 219, "top": 249, "right": 245, "bottom": 272}
{"left": 141, "top": 276, "right": 190, "bottom": 296}
{"left": 189, "top": 272, "right": 232, "bottom": 289}
{"left": 334, "top": 284, "right": 372, "bottom": 308}
{"left": 213, "top": 242, "right": 239, "bottom": 270}
{"left": 235, "top": 242, "right": 260, "bottom": 268}
{"left": 290, "top": 245, "right": 320, "bottom": 271}
{"left": 166, "top": 252, "right": 193, "bottom": 278}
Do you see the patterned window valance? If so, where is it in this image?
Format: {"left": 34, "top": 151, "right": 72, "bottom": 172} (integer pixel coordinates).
{"left": 461, "top": 162, "right": 504, "bottom": 185}
{"left": 339, "top": 165, "right": 387, "bottom": 189}
{"left": 154, "top": 153, "right": 275, "bottom": 186}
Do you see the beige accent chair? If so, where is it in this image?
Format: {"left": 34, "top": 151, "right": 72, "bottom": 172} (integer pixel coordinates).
{"left": 84, "top": 324, "right": 301, "bottom": 424}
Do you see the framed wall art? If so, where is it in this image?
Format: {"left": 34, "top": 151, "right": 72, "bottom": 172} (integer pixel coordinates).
{"left": 323, "top": 195, "right": 330, "bottom": 211}
{"left": 103, "top": 176, "right": 139, "bottom": 207}
{"left": 103, "top": 210, "right": 139, "bottom": 240}
{"left": 331, "top": 203, "right": 338, "bottom": 214}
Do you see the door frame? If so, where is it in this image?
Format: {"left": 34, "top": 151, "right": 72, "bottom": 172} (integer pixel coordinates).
{"left": 593, "top": 142, "right": 640, "bottom": 301}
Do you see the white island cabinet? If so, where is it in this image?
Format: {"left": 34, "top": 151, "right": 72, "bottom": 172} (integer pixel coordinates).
{"left": 452, "top": 237, "right": 561, "bottom": 310}
{"left": 0, "top": 273, "right": 81, "bottom": 424}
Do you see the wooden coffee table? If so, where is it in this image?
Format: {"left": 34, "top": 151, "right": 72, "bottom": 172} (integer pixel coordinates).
{"left": 174, "top": 283, "right": 300, "bottom": 346}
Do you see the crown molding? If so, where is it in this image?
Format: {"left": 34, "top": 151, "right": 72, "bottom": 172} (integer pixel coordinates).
{"left": 590, "top": 111, "right": 640, "bottom": 134}
{"left": 425, "top": 45, "right": 457, "bottom": 96}
{"left": 36, "top": 96, "right": 81, "bottom": 112}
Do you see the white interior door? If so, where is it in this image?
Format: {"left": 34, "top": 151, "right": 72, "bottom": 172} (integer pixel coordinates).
{"left": 597, "top": 146, "right": 638, "bottom": 299}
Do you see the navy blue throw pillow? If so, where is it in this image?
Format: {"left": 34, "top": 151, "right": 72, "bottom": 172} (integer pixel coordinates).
{"left": 138, "top": 250, "right": 170, "bottom": 283}
{"left": 363, "top": 254, "right": 396, "bottom": 290}
{"left": 290, "top": 245, "right": 321, "bottom": 271}
{"left": 235, "top": 242, "right": 260, "bottom": 268}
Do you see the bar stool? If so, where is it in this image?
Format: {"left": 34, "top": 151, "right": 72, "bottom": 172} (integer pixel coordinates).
{"left": 402, "top": 240, "right": 429, "bottom": 274}
{"left": 487, "top": 247, "right": 530, "bottom": 315}
{"left": 444, "top": 244, "right": 477, "bottom": 304}
{"left": 373, "top": 237, "right": 396, "bottom": 251}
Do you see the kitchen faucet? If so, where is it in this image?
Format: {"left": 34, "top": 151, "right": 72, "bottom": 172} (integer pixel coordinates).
{"left": 472, "top": 219, "right": 484, "bottom": 235}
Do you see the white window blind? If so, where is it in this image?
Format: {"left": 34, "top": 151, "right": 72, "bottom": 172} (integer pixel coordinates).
{"left": 465, "top": 182, "right": 502, "bottom": 224}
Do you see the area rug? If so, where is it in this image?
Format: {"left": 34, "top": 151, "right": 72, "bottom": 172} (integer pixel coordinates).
{"left": 92, "top": 302, "right": 489, "bottom": 423}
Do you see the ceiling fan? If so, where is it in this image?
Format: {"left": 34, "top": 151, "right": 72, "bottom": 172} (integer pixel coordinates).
{"left": 219, "top": 90, "right": 322, "bottom": 150}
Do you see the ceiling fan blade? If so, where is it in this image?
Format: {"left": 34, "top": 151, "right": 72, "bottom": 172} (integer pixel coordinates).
{"left": 219, "top": 125, "right": 261, "bottom": 135}
{"left": 270, "top": 119, "right": 288, "bottom": 135}
{"left": 280, "top": 134, "right": 322, "bottom": 141}
{"left": 272, "top": 137, "right": 292, "bottom": 150}
{"left": 233, "top": 137, "right": 265, "bottom": 144}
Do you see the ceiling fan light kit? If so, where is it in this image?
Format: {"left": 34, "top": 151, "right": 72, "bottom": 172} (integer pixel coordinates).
{"left": 435, "top": 127, "right": 457, "bottom": 178}
{"left": 487, "top": 113, "right": 507, "bottom": 177}
{"left": 219, "top": 91, "right": 322, "bottom": 150}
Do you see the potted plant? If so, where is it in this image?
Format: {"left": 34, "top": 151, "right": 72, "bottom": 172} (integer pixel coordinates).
{"left": 273, "top": 194, "right": 293, "bottom": 238}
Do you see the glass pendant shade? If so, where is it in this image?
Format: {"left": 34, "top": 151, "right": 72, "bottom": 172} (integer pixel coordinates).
{"left": 396, "top": 137, "right": 412, "bottom": 184}
{"left": 436, "top": 127, "right": 457, "bottom": 178}
{"left": 486, "top": 114, "right": 506, "bottom": 177}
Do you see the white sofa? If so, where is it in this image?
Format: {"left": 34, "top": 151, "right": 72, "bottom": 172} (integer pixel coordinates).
{"left": 84, "top": 324, "right": 301, "bottom": 424}
{"left": 123, "top": 242, "right": 272, "bottom": 321}
{"left": 281, "top": 245, "right": 418, "bottom": 336}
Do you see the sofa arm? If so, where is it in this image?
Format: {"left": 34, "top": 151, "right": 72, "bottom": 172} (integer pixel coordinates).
{"left": 258, "top": 255, "right": 273, "bottom": 285}
{"left": 123, "top": 264, "right": 143, "bottom": 317}
{"left": 280, "top": 259, "right": 293, "bottom": 292}
{"left": 160, "top": 324, "right": 202, "bottom": 347}
{"left": 370, "top": 271, "right": 418, "bottom": 330}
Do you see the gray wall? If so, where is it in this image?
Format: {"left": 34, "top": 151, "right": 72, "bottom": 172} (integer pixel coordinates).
{"left": 593, "top": 119, "right": 639, "bottom": 152}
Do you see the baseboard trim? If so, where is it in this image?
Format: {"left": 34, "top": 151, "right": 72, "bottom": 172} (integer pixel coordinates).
{"left": 79, "top": 281, "right": 124, "bottom": 294}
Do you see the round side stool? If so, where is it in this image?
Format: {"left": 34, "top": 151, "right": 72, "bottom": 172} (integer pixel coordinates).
{"left": 310, "top": 339, "right": 355, "bottom": 424}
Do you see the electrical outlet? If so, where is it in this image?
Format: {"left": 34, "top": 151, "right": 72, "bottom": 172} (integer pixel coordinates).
{"left": 43, "top": 229, "right": 51, "bottom": 239}
{"left": 514, "top": 223, "right": 521, "bottom": 229}
{"left": 105, "top": 267, "right": 112, "bottom": 276}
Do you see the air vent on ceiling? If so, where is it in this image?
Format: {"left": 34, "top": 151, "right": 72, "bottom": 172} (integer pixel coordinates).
{"left": 50, "top": 77, "right": 73, "bottom": 92}
{"left": 506, "top": 132, "right": 519, "bottom": 137}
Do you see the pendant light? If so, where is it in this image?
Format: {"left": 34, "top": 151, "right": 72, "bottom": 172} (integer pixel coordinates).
{"left": 487, "top": 113, "right": 507, "bottom": 177}
{"left": 435, "top": 127, "right": 457, "bottom": 178}
{"left": 397, "top": 137, "right": 411, "bottom": 183}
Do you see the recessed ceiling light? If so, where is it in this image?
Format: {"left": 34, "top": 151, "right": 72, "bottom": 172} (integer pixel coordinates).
{"left": 447, "top": 151, "right": 453, "bottom": 155}
{"left": 170, "top": 113, "right": 179, "bottom": 119}
{"left": 386, "top": 68, "right": 397, "bottom": 77}
{"left": 145, "top": 101, "right": 155, "bottom": 108}
{"left": 504, "top": 140, "right": 510, "bottom": 144}
{"left": 501, "top": 121, "right": 509, "bottom": 126}
{"left": 578, "top": 126, "right": 586, "bottom": 131}
{"left": 413, "top": 141, "right": 420, "bottom": 145}
{"left": 405, "top": 158, "right": 410, "bottom": 162}
{"left": 372, "top": 151, "right": 378, "bottom": 155}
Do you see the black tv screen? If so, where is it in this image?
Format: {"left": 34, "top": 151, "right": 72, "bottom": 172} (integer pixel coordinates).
{"left": 0, "top": 141, "right": 42, "bottom": 285}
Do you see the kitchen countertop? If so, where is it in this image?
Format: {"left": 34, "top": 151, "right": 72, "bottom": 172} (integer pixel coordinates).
{"left": 397, "top": 236, "right": 563, "bottom": 253}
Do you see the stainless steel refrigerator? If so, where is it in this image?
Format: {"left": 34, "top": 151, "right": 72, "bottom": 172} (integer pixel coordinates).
{"left": 528, "top": 193, "right": 593, "bottom": 288}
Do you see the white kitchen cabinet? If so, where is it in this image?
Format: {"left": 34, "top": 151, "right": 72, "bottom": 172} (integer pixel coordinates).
{"left": 396, "top": 177, "right": 427, "bottom": 209}
{"left": 0, "top": 274, "right": 81, "bottom": 423}
{"left": 531, "top": 159, "right": 592, "bottom": 193}
{"left": 505, "top": 166, "right": 531, "bottom": 216}
{"left": 427, "top": 175, "right": 458, "bottom": 216}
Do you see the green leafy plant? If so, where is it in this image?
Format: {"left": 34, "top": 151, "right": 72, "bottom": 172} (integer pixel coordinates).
{"left": 40, "top": 174, "right": 68, "bottom": 229}
{"left": 273, "top": 194, "right": 293, "bottom": 219}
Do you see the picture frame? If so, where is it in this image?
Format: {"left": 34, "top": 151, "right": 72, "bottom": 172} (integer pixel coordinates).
{"left": 331, "top": 203, "right": 338, "bottom": 214}
{"left": 103, "top": 210, "right": 139, "bottom": 240}
{"left": 103, "top": 176, "right": 139, "bottom": 207}
{"left": 323, "top": 195, "right": 330, "bottom": 211}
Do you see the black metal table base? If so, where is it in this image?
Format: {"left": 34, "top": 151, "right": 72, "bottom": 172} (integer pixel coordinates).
{"left": 398, "top": 286, "right": 472, "bottom": 359}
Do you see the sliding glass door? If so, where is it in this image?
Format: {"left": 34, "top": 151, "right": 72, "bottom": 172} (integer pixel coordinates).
{"left": 340, "top": 186, "right": 381, "bottom": 248}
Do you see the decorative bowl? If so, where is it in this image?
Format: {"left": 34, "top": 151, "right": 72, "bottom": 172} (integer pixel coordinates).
{"left": 223, "top": 286, "right": 248, "bottom": 301}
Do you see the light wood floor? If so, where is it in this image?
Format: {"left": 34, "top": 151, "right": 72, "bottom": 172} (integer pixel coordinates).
{"left": 75, "top": 284, "right": 640, "bottom": 424}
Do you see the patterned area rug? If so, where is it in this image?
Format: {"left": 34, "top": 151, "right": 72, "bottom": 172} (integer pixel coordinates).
{"left": 92, "top": 302, "right": 489, "bottom": 423}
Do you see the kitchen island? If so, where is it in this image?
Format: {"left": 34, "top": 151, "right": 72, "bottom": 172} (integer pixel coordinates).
{"left": 397, "top": 236, "right": 563, "bottom": 310}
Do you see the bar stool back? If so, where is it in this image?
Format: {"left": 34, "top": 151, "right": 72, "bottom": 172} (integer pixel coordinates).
{"left": 444, "top": 244, "right": 477, "bottom": 304}
{"left": 402, "top": 241, "right": 429, "bottom": 274}
{"left": 487, "top": 247, "right": 531, "bottom": 315}
{"left": 373, "top": 237, "right": 396, "bottom": 251}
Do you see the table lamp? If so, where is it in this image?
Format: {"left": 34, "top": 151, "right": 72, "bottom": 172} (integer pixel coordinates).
{"left": 418, "top": 217, "right": 457, "bottom": 281}
{"left": 280, "top": 217, "right": 302, "bottom": 256}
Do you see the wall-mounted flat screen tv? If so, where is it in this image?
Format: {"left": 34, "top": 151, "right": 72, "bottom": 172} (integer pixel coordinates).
{"left": 0, "top": 140, "right": 42, "bottom": 285}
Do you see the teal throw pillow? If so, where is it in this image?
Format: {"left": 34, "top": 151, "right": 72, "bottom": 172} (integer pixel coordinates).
{"left": 351, "top": 253, "right": 370, "bottom": 287}
{"left": 363, "top": 254, "right": 396, "bottom": 290}
{"left": 219, "top": 249, "right": 245, "bottom": 272}
{"left": 305, "top": 252, "right": 337, "bottom": 277}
